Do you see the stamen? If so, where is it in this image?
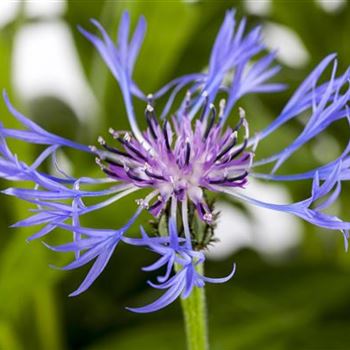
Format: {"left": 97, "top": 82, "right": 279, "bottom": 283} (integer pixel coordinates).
{"left": 108, "top": 127, "right": 119, "bottom": 138}
{"left": 184, "top": 91, "right": 192, "bottom": 115}
{"left": 147, "top": 93, "right": 154, "bottom": 106}
{"left": 238, "top": 107, "right": 246, "bottom": 120}
{"left": 117, "top": 137, "right": 148, "bottom": 161}
{"left": 226, "top": 171, "right": 248, "bottom": 182}
{"left": 239, "top": 153, "right": 251, "bottom": 163}
{"left": 96, "top": 158, "right": 121, "bottom": 179}
{"left": 148, "top": 200, "right": 162, "bottom": 214}
{"left": 203, "top": 213, "right": 213, "bottom": 223}
{"left": 146, "top": 103, "right": 155, "bottom": 115}
{"left": 123, "top": 132, "right": 131, "bottom": 142}
{"left": 148, "top": 197, "right": 164, "bottom": 216}
{"left": 135, "top": 198, "right": 149, "bottom": 209}
{"left": 232, "top": 110, "right": 245, "bottom": 132}
{"left": 98, "top": 136, "right": 106, "bottom": 145}
{"left": 104, "top": 158, "right": 123, "bottom": 168}
{"left": 162, "top": 120, "right": 171, "bottom": 151}
{"left": 102, "top": 168, "right": 120, "bottom": 179}
{"left": 95, "top": 157, "right": 104, "bottom": 168}
{"left": 145, "top": 168, "right": 166, "bottom": 180}
{"left": 127, "top": 169, "right": 147, "bottom": 183}
{"left": 203, "top": 104, "right": 216, "bottom": 139}
{"left": 227, "top": 139, "right": 248, "bottom": 161}
{"left": 89, "top": 145, "right": 98, "bottom": 153}
{"left": 199, "top": 90, "right": 209, "bottom": 122}
{"left": 145, "top": 104, "right": 158, "bottom": 140}
{"left": 185, "top": 139, "right": 191, "bottom": 166}
{"left": 101, "top": 142, "right": 131, "bottom": 159}
{"left": 215, "top": 131, "right": 237, "bottom": 161}
{"left": 219, "top": 99, "right": 226, "bottom": 118}
{"left": 196, "top": 202, "right": 213, "bottom": 223}
{"left": 208, "top": 171, "right": 248, "bottom": 184}
{"left": 239, "top": 108, "right": 249, "bottom": 139}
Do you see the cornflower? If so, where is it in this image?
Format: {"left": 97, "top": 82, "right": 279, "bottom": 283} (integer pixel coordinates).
{"left": 1, "top": 10, "right": 350, "bottom": 318}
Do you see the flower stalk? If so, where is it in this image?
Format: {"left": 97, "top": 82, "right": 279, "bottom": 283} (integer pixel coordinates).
{"left": 177, "top": 263, "right": 209, "bottom": 350}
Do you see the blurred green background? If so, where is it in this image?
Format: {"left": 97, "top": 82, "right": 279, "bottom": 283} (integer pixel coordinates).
{"left": 1, "top": 0, "right": 350, "bottom": 349}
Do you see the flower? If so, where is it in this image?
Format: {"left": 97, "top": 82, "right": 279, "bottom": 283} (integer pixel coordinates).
{"left": 1, "top": 10, "right": 350, "bottom": 313}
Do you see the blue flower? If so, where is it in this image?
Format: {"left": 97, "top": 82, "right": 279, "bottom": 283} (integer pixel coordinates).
{"left": 1, "top": 10, "right": 350, "bottom": 313}
{"left": 123, "top": 216, "right": 235, "bottom": 313}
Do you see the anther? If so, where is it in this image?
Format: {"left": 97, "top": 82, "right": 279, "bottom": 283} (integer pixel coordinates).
{"left": 97, "top": 136, "right": 105, "bottom": 145}
{"left": 238, "top": 107, "right": 246, "bottom": 119}
{"left": 243, "top": 118, "right": 249, "bottom": 139}
{"left": 197, "top": 202, "right": 213, "bottom": 223}
{"left": 108, "top": 128, "right": 119, "bottom": 138}
{"left": 95, "top": 157, "right": 104, "bottom": 168}
{"left": 146, "top": 104, "right": 154, "bottom": 113}
{"left": 219, "top": 99, "right": 226, "bottom": 118}
{"left": 146, "top": 94, "right": 155, "bottom": 109}
{"left": 135, "top": 198, "right": 149, "bottom": 209}
{"left": 123, "top": 133, "right": 131, "bottom": 142}
{"left": 89, "top": 145, "right": 98, "bottom": 153}
{"left": 203, "top": 213, "right": 213, "bottom": 223}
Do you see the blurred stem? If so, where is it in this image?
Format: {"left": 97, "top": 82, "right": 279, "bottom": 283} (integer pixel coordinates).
{"left": 176, "top": 263, "right": 209, "bottom": 350}
{"left": 33, "top": 287, "right": 64, "bottom": 350}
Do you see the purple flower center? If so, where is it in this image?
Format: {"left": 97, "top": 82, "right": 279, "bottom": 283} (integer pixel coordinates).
{"left": 92, "top": 100, "right": 252, "bottom": 223}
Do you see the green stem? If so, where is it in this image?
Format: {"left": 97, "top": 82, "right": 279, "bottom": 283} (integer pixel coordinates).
{"left": 177, "top": 263, "right": 209, "bottom": 350}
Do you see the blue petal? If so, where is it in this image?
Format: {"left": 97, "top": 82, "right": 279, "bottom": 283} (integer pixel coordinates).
{"left": 127, "top": 272, "right": 186, "bottom": 313}
{"left": 3, "top": 91, "right": 91, "bottom": 152}
{"left": 201, "top": 263, "right": 236, "bottom": 284}
{"left": 69, "top": 242, "right": 118, "bottom": 296}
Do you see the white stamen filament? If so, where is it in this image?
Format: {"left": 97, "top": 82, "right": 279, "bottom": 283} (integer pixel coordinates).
{"left": 182, "top": 197, "right": 192, "bottom": 247}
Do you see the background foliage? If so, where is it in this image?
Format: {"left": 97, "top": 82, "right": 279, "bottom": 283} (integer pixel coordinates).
{"left": 1, "top": 1, "right": 350, "bottom": 349}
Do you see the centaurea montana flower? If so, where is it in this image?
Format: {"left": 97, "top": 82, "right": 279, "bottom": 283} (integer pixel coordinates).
{"left": 1, "top": 10, "right": 350, "bottom": 313}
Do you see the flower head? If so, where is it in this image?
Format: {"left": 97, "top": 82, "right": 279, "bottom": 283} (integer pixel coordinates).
{"left": 94, "top": 100, "right": 252, "bottom": 224}
{"left": 1, "top": 9, "right": 350, "bottom": 312}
